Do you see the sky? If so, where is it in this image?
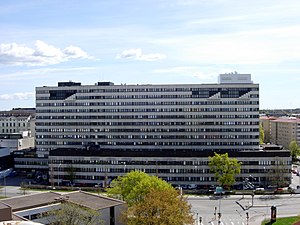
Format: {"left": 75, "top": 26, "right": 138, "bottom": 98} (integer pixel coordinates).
{"left": 0, "top": 0, "right": 299, "bottom": 110}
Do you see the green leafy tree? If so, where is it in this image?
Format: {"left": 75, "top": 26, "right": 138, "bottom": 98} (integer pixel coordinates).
{"left": 259, "top": 124, "right": 265, "bottom": 144}
{"left": 19, "top": 182, "right": 28, "bottom": 195}
{"left": 268, "top": 157, "right": 289, "bottom": 188}
{"left": 65, "top": 165, "right": 76, "bottom": 185}
{"left": 208, "top": 152, "right": 241, "bottom": 188}
{"left": 108, "top": 171, "right": 193, "bottom": 225}
{"left": 107, "top": 170, "right": 173, "bottom": 206}
{"left": 126, "top": 188, "right": 194, "bottom": 225}
{"left": 45, "top": 202, "right": 103, "bottom": 225}
{"left": 289, "top": 140, "right": 300, "bottom": 161}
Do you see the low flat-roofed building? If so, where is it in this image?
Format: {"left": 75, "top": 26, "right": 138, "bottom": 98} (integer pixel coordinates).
{"left": 49, "top": 147, "right": 291, "bottom": 189}
{"left": 0, "top": 133, "right": 35, "bottom": 152}
{"left": 0, "top": 202, "right": 12, "bottom": 222}
{"left": 0, "top": 191, "right": 126, "bottom": 225}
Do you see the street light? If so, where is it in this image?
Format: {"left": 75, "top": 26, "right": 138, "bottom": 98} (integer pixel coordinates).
{"left": 57, "top": 163, "right": 62, "bottom": 188}
{"left": 246, "top": 212, "right": 249, "bottom": 225}
{"left": 0, "top": 169, "right": 10, "bottom": 197}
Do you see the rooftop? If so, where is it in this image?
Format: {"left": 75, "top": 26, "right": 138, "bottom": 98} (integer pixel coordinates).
{"left": 1, "top": 192, "right": 61, "bottom": 212}
{"left": 273, "top": 117, "right": 300, "bottom": 123}
{"left": 0, "top": 191, "right": 125, "bottom": 213}
{"left": 64, "top": 191, "right": 125, "bottom": 210}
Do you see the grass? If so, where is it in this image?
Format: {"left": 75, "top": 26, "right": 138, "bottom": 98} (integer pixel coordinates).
{"left": 262, "top": 216, "right": 300, "bottom": 225}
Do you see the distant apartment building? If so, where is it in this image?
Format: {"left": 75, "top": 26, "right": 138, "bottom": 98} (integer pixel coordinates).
{"left": 0, "top": 109, "right": 36, "bottom": 152}
{"left": 0, "top": 115, "right": 32, "bottom": 135}
{"left": 36, "top": 73, "right": 259, "bottom": 156}
{"left": 269, "top": 117, "right": 300, "bottom": 149}
{"left": 260, "top": 116, "right": 277, "bottom": 143}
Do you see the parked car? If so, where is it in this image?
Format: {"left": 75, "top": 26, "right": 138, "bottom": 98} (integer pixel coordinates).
{"left": 188, "top": 184, "right": 197, "bottom": 189}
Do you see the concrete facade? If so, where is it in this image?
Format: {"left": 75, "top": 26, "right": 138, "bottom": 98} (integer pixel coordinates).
{"left": 0, "top": 115, "right": 34, "bottom": 137}
{"left": 49, "top": 148, "right": 291, "bottom": 188}
{"left": 36, "top": 74, "right": 259, "bottom": 156}
{"left": 269, "top": 117, "right": 300, "bottom": 149}
{"left": 259, "top": 116, "right": 277, "bottom": 143}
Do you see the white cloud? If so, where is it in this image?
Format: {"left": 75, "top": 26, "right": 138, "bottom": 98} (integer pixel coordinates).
{"left": 0, "top": 40, "right": 92, "bottom": 66}
{"left": 63, "top": 45, "right": 92, "bottom": 59}
{"left": 117, "top": 48, "right": 166, "bottom": 61}
{"left": 0, "top": 92, "right": 34, "bottom": 101}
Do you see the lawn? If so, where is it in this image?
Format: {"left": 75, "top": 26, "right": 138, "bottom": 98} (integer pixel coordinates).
{"left": 262, "top": 216, "right": 300, "bottom": 225}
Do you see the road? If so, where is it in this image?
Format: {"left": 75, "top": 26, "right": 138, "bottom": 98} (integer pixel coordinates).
{"left": 188, "top": 194, "right": 300, "bottom": 225}
{"left": 188, "top": 172, "right": 300, "bottom": 225}
{"left": 0, "top": 175, "right": 44, "bottom": 198}
{"left": 1, "top": 173, "right": 300, "bottom": 224}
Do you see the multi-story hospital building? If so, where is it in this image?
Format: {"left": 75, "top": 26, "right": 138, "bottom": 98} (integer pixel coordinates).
{"left": 34, "top": 73, "right": 291, "bottom": 187}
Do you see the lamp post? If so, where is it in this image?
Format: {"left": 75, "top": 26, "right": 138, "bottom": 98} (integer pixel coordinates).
{"left": 3, "top": 173, "right": 6, "bottom": 197}
{"left": 246, "top": 212, "right": 249, "bottom": 225}
{"left": 263, "top": 167, "right": 266, "bottom": 188}
{"left": 57, "top": 163, "right": 61, "bottom": 188}
{"left": 0, "top": 169, "right": 10, "bottom": 197}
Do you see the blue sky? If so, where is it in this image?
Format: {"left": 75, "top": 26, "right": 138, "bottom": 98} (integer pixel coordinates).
{"left": 0, "top": 0, "right": 299, "bottom": 110}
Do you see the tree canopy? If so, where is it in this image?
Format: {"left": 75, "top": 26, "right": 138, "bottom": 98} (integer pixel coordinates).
{"left": 289, "top": 140, "right": 300, "bottom": 161}
{"left": 208, "top": 152, "right": 241, "bottom": 188}
{"left": 107, "top": 171, "right": 194, "bottom": 225}
{"left": 259, "top": 124, "right": 265, "bottom": 144}
{"left": 126, "top": 188, "right": 194, "bottom": 225}
{"left": 46, "top": 202, "right": 103, "bottom": 225}
{"left": 107, "top": 170, "right": 173, "bottom": 206}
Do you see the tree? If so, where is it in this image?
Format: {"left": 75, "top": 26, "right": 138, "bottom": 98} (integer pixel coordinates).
{"left": 108, "top": 171, "right": 193, "bottom": 225}
{"left": 65, "top": 164, "right": 76, "bottom": 185}
{"left": 19, "top": 182, "right": 28, "bottom": 195}
{"left": 289, "top": 140, "right": 300, "bottom": 161}
{"left": 45, "top": 202, "right": 103, "bottom": 225}
{"left": 126, "top": 188, "right": 194, "bottom": 225}
{"left": 268, "top": 157, "right": 289, "bottom": 188}
{"left": 107, "top": 170, "right": 173, "bottom": 206}
{"left": 208, "top": 152, "right": 241, "bottom": 188}
{"left": 259, "top": 124, "right": 265, "bottom": 144}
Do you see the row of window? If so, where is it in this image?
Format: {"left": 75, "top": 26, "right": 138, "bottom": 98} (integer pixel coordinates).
{"left": 36, "top": 100, "right": 259, "bottom": 107}
{"left": 36, "top": 128, "right": 259, "bottom": 133}
{"left": 50, "top": 158, "right": 288, "bottom": 168}
{"left": 36, "top": 87, "right": 259, "bottom": 94}
{"left": 37, "top": 134, "right": 258, "bottom": 140}
{"left": 36, "top": 108, "right": 259, "bottom": 114}
{"left": 37, "top": 114, "right": 259, "bottom": 120}
{"left": 0, "top": 122, "right": 27, "bottom": 127}
{"left": 38, "top": 141, "right": 258, "bottom": 146}
{"left": 36, "top": 121, "right": 259, "bottom": 126}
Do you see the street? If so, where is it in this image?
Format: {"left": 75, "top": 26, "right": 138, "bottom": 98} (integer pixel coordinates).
{"left": 188, "top": 172, "right": 300, "bottom": 225}
{"left": 188, "top": 193, "right": 300, "bottom": 225}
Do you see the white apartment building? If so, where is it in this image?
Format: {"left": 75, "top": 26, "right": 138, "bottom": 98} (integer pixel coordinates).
{"left": 270, "top": 117, "right": 300, "bottom": 149}
{"left": 0, "top": 115, "right": 33, "bottom": 135}
{"left": 36, "top": 73, "right": 259, "bottom": 156}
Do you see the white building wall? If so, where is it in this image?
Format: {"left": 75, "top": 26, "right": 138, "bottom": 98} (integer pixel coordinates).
{"left": 36, "top": 75, "right": 259, "bottom": 156}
